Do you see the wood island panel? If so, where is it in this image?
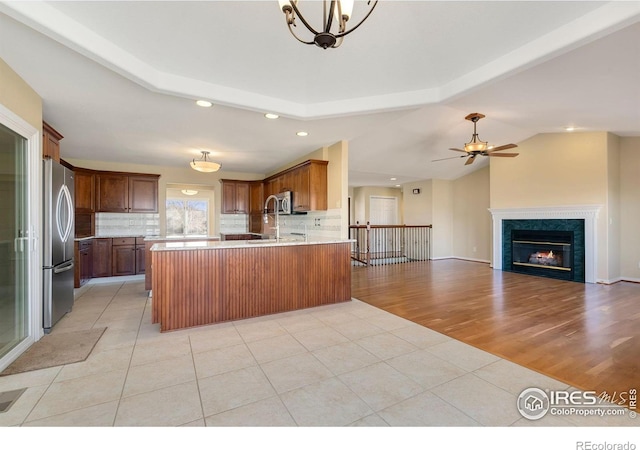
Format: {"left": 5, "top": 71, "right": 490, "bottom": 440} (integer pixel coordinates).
{"left": 151, "top": 242, "right": 351, "bottom": 331}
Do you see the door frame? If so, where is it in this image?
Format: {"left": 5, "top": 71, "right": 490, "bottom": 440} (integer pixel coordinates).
{"left": 0, "top": 103, "right": 43, "bottom": 371}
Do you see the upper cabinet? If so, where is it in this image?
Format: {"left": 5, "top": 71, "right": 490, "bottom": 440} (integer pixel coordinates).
{"left": 264, "top": 159, "right": 328, "bottom": 212}
{"left": 42, "top": 121, "right": 63, "bottom": 162}
{"left": 74, "top": 169, "right": 95, "bottom": 213}
{"left": 96, "top": 173, "right": 159, "bottom": 213}
{"left": 96, "top": 173, "right": 129, "bottom": 212}
{"left": 220, "top": 180, "right": 250, "bottom": 214}
{"left": 129, "top": 176, "right": 159, "bottom": 213}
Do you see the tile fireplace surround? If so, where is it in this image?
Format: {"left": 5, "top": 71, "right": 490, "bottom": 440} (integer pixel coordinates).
{"left": 489, "top": 206, "right": 601, "bottom": 284}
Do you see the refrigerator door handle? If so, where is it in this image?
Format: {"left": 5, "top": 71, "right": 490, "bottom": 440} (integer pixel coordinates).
{"left": 56, "top": 184, "right": 74, "bottom": 244}
{"left": 53, "top": 261, "right": 74, "bottom": 274}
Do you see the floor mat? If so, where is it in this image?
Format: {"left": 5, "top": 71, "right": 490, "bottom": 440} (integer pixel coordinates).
{"left": 0, "top": 328, "right": 107, "bottom": 376}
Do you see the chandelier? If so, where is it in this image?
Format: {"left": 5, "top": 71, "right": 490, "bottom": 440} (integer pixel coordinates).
{"left": 277, "top": 0, "right": 378, "bottom": 49}
{"left": 190, "top": 151, "right": 220, "bottom": 173}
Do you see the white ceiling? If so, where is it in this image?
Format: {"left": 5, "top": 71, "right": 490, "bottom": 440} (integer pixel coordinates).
{"left": 1, "top": 1, "right": 639, "bottom": 187}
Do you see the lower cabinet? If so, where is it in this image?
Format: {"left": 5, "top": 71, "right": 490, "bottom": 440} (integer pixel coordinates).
{"left": 74, "top": 239, "right": 93, "bottom": 288}
{"left": 112, "top": 237, "right": 136, "bottom": 276}
{"left": 136, "top": 240, "right": 145, "bottom": 274}
{"left": 92, "top": 238, "right": 113, "bottom": 278}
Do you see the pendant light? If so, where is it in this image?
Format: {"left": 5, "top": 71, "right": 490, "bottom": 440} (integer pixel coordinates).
{"left": 190, "top": 151, "right": 220, "bottom": 173}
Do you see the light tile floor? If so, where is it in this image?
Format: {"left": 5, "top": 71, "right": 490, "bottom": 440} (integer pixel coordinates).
{"left": 0, "top": 279, "right": 636, "bottom": 427}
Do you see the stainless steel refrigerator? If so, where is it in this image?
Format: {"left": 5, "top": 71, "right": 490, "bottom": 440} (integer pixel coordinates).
{"left": 43, "top": 159, "right": 75, "bottom": 333}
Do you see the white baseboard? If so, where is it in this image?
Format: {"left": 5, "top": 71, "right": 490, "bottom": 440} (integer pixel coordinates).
{"left": 453, "top": 256, "right": 491, "bottom": 264}
{"left": 88, "top": 275, "right": 145, "bottom": 285}
{"left": 430, "top": 256, "right": 490, "bottom": 264}
{"left": 597, "top": 276, "right": 640, "bottom": 285}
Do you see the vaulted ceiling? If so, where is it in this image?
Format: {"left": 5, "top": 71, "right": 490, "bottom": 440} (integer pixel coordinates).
{"left": 1, "top": 1, "right": 638, "bottom": 186}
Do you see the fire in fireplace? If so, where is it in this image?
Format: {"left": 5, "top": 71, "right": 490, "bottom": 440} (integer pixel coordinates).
{"left": 511, "top": 229, "right": 573, "bottom": 280}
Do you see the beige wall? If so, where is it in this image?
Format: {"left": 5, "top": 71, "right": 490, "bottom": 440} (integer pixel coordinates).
{"left": 606, "top": 133, "right": 621, "bottom": 281}
{"left": 402, "top": 180, "right": 433, "bottom": 225}
{"left": 327, "top": 141, "right": 349, "bottom": 236}
{"left": 0, "top": 58, "right": 42, "bottom": 131}
{"left": 431, "top": 179, "right": 454, "bottom": 258}
{"left": 65, "top": 158, "right": 263, "bottom": 236}
{"left": 620, "top": 136, "right": 640, "bottom": 281}
{"left": 452, "top": 166, "right": 491, "bottom": 262}
{"left": 490, "top": 132, "right": 609, "bottom": 208}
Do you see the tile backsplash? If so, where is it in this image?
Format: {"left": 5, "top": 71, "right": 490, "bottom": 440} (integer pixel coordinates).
{"left": 267, "top": 209, "right": 344, "bottom": 239}
{"left": 219, "top": 214, "right": 249, "bottom": 233}
{"left": 95, "top": 213, "right": 160, "bottom": 237}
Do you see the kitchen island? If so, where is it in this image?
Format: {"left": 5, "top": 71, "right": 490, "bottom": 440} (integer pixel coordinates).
{"left": 144, "top": 235, "right": 221, "bottom": 290}
{"left": 150, "top": 238, "right": 352, "bottom": 331}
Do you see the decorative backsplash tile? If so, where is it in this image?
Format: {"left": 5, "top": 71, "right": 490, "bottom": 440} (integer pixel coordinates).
{"left": 95, "top": 213, "right": 160, "bottom": 237}
{"left": 220, "top": 214, "right": 249, "bottom": 233}
{"left": 266, "top": 209, "right": 344, "bottom": 239}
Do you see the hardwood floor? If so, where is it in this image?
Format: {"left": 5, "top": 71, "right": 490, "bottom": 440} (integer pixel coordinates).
{"left": 351, "top": 259, "right": 640, "bottom": 406}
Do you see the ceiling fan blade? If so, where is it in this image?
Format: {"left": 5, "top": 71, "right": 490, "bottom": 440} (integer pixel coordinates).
{"left": 432, "top": 155, "right": 466, "bottom": 162}
{"left": 487, "top": 152, "right": 519, "bottom": 157}
{"left": 465, "top": 155, "right": 477, "bottom": 165}
{"left": 448, "top": 148, "right": 468, "bottom": 153}
{"left": 487, "top": 143, "right": 517, "bottom": 152}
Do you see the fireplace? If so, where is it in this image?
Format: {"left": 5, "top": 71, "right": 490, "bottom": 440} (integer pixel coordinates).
{"left": 511, "top": 229, "right": 573, "bottom": 281}
{"left": 500, "top": 218, "right": 585, "bottom": 283}
{"left": 489, "top": 206, "right": 600, "bottom": 284}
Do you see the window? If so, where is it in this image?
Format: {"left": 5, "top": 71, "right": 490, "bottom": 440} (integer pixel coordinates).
{"left": 166, "top": 199, "right": 209, "bottom": 237}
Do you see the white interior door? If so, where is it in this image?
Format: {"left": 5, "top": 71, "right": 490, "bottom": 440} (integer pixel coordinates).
{"left": 369, "top": 196, "right": 397, "bottom": 225}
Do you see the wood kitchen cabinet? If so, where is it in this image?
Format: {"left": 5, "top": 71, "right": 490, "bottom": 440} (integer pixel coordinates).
{"left": 92, "top": 238, "right": 113, "bottom": 278}
{"left": 249, "top": 181, "right": 265, "bottom": 234}
{"left": 96, "top": 174, "right": 128, "bottom": 212}
{"left": 74, "top": 168, "right": 96, "bottom": 238}
{"left": 220, "top": 180, "right": 250, "bottom": 214}
{"left": 263, "top": 159, "right": 328, "bottom": 212}
{"left": 112, "top": 237, "right": 136, "bottom": 276}
{"left": 42, "top": 121, "right": 62, "bottom": 162}
{"left": 74, "top": 169, "right": 95, "bottom": 213}
{"left": 96, "top": 173, "right": 159, "bottom": 213}
{"left": 74, "top": 239, "right": 93, "bottom": 288}
{"left": 129, "top": 176, "right": 159, "bottom": 213}
{"left": 294, "top": 160, "right": 327, "bottom": 211}
{"left": 135, "top": 237, "right": 145, "bottom": 275}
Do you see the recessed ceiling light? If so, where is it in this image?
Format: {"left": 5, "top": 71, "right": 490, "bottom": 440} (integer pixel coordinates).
{"left": 390, "top": 177, "right": 397, "bottom": 181}
{"left": 565, "top": 126, "right": 576, "bottom": 132}
{"left": 264, "top": 113, "right": 279, "bottom": 119}
{"left": 296, "top": 131, "right": 308, "bottom": 137}
{"left": 395, "top": 184, "right": 401, "bottom": 187}
{"left": 196, "top": 100, "right": 213, "bottom": 108}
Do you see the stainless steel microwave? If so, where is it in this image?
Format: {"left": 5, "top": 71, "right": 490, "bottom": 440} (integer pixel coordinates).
{"left": 275, "top": 191, "right": 292, "bottom": 214}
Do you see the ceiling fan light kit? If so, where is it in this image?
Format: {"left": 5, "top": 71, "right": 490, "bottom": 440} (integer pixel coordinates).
{"left": 433, "top": 113, "right": 519, "bottom": 165}
{"left": 278, "top": 0, "right": 378, "bottom": 49}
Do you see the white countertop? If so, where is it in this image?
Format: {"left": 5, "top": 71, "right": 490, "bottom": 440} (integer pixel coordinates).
{"left": 151, "top": 237, "right": 354, "bottom": 251}
{"left": 144, "top": 235, "right": 221, "bottom": 242}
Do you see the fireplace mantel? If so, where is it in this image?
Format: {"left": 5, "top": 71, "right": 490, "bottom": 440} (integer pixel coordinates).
{"left": 489, "top": 205, "right": 602, "bottom": 283}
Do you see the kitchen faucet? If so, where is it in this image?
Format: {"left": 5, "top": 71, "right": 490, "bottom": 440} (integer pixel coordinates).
{"left": 264, "top": 194, "right": 280, "bottom": 240}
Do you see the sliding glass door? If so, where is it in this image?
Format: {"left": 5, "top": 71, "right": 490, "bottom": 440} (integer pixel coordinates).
{"left": 0, "top": 122, "right": 29, "bottom": 362}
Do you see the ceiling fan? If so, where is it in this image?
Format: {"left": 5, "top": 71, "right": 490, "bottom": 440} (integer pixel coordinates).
{"left": 433, "top": 113, "right": 519, "bottom": 166}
